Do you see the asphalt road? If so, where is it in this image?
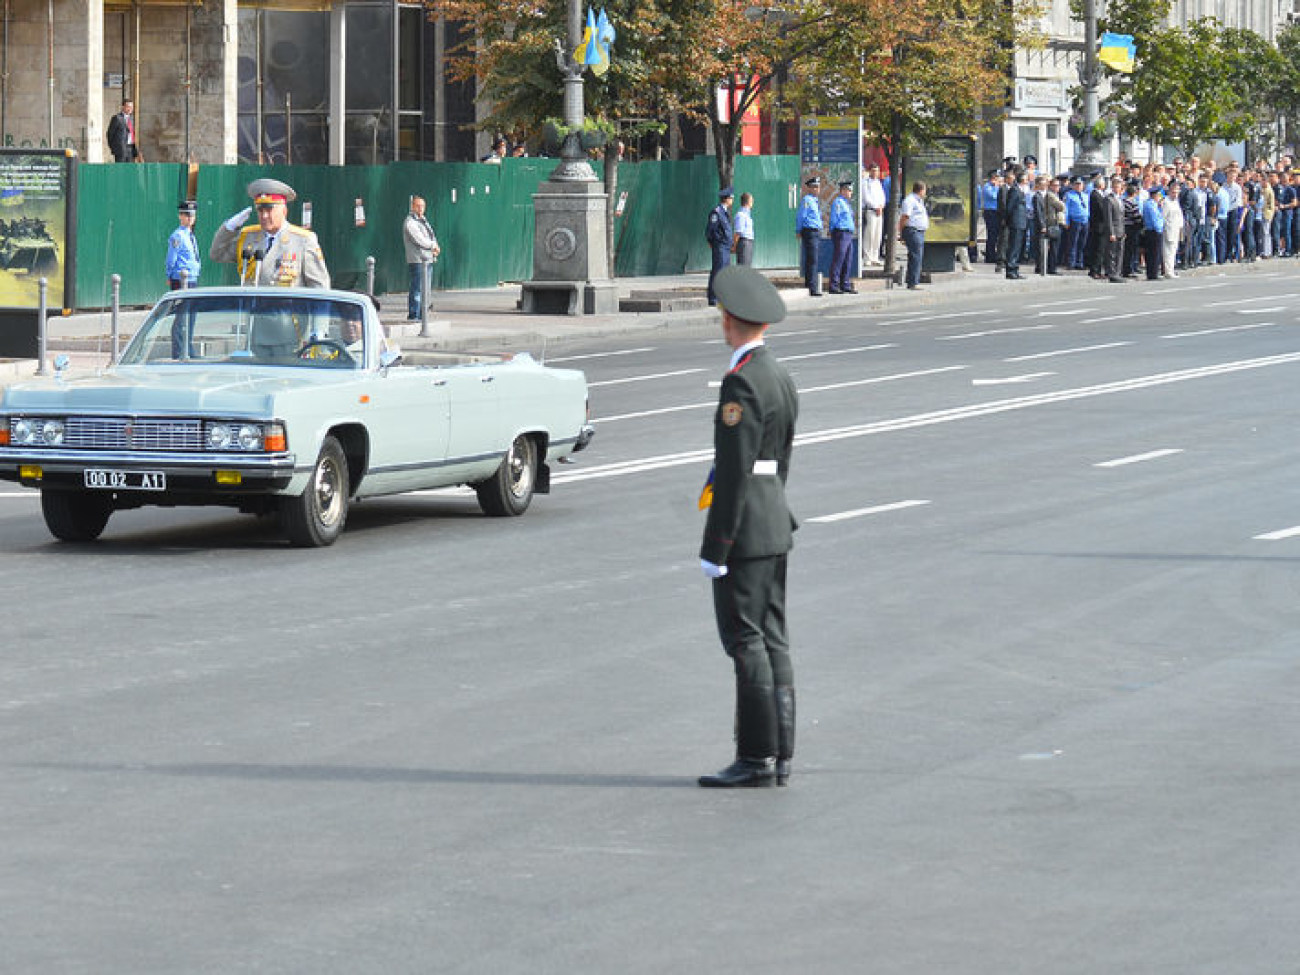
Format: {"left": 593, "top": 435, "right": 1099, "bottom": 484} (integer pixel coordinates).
{"left": 3, "top": 266, "right": 1300, "bottom": 973}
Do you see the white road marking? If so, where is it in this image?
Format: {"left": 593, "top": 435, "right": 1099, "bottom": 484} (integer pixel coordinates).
{"left": 1236, "top": 307, "right": 1285, "bottom": 314}
{"left": 777, "top": 343, "right": 897, "bottom": 362}
{"left": 971, "top": 372, "right": 1055, "bottom": 386}
{"left": 1094, "top": 448, "right": 1184, "bottom": 468}
{"left": 561, "top": 351, "right": 1300, "bottom": 481}
{"left": 1027, "top": 297, "right": 1114, "bottom": 309}
{"left": 798, "top": 365, "right": 967, "bottom": 394}
{"left": 1004, "top": 341, "right": 1132, "bottom": 362}
{"left": 937, "top": 324, "right": 1054, "bottom": 341}
{"left": 768, "top": 328, "right": 823, "bottom": 338}
{"left": 807, "top": 500, "right": 931, "bottom": 523}
{"left": 546, "top": 347, "right": 655, "bottom": 363}
{"left": 1142, "top": 282, "right": 1228, "bottom": 295}
{"left": 1037, "top": 309, "right": 1097, "bottom": 317}
{"left": 1079, "top": 308, "right": 1173, "bottom": 324}
{"left": 597, "top": 401, "right": 714, "bottom": 423}
{"left": 1206, "top": 293, "right": 1295, "bottom": 307}
{"left": 1254, "top": 525, "right": 1300, "bottom": 541}
{"left": 587, "top": 368, "right": 705, "bottom": 387}
{"left": 1162, "top": 323, "right": 1268, "bottom": 339}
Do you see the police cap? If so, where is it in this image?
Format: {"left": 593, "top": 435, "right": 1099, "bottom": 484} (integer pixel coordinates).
{"left": 838, "top": 180, "right": 853, "bottom": 189}
{"left": 247, "top": 177, "right": 297, "bottom": 206}
{"left": 714, "top": 265, "right": 786, "bottom": 327}
{"left": 805, "top": 176, "right": 820, "bottom": 187}
{"left": 177, "top": 200, "right": 197, "bottom": 215}
{"left": 719, "top": 186, "right": 734, "bottom": 200}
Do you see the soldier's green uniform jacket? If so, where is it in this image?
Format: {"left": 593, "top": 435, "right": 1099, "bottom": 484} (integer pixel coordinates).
{"left": 700, "top": 344, "right": 799, "bottom": 565}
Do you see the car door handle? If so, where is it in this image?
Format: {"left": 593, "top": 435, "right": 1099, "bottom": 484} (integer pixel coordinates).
{"left": 480, "top": 375, "right": 495, "bottom": 383}
{"left": 432, "top": 378, "right": 447, "bottom": 387}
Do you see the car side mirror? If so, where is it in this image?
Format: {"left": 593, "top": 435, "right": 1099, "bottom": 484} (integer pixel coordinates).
{"left": 379, "top": 349, "right": 403, "bottom": 370}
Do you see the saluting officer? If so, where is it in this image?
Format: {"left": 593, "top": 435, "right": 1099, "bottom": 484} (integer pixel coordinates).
{"left": 210, "top": 178, "right": 331, "bottom": 288}
{"left": 166, "top": 200, "right": 201, "bottom": 290}
{"left": 698, "top": 264, "right": 800, "bottom": 789}
{"left": 796, "top": 176, "right": 824, "bottom": 295}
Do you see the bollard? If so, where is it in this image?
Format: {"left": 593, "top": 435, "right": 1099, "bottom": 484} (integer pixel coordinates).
{"left": 110, "top": 274, "right": 122, "bottom": 364}
{"left": 419, "top": 260, "right": 433, "bottom": 338}
{"left": 35, "top": 277, "right": 48, "bottom": 376}
{"left": 366, "top": 256, "right": 376, "bottom": 297}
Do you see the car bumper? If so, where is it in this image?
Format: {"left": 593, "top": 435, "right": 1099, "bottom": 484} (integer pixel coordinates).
{"left": 573, "top": 423, "right": 595, "bottom": 452}
{"left": 0, "top": 448, "right": 297, "bottom": 494}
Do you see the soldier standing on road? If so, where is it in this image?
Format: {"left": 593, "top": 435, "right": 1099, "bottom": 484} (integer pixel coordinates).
{"left": 796, "top": 176, "right": 824, "bottom": 296}
{"left": 165, "top": 201, "right": 201, "bottom": 290}
{"left": 210, "top": 178, "right": 331, "bottom": 289}
{"left": 698, "top": 264, "right": 799, "bottom": 789}
{"left": 705, "top": 188, "right": 734, "bottom": 306}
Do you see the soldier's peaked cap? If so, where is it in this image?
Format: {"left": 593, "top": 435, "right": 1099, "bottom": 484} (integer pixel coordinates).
{"left": 248, "top": 178, "right": 296, "bottom": 205}
{"left": 715, "top": 265, "right": 786, "bottom": 326}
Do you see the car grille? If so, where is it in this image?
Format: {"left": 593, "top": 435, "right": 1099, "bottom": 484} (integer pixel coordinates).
{"left": 62, "top": 417, "right": 204, "bottom": 451}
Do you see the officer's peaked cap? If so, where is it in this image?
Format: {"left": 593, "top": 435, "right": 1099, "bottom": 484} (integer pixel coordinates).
{"left": 715, "top": 265, "right": 786, "bottom": 327}
{"left": 177, "top": 200, "right": 197, "bottom": 214}
{"left": 248, "top": 177, "right": 297, "bottom": 204}
{"left": 805, "top": 176, "right": 820, "bottom": 187}
{"left": 719, "top": 186, "right": 734, "bottom": 199}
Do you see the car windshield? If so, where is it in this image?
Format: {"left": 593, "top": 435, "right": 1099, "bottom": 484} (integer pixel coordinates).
{"left": 119, "top": 293, "right": 369, "bottom": 369}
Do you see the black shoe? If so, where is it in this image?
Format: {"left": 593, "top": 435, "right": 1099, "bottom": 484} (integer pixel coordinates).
{"left": 1108, "top": 276, "right": 1126, "bottom": 283}
{"left": 1047, "top": 270, "right": 1061, "bottom": 275}
{"left": 1006, "top": 272, "right": 1021, "bottom": 279}
{"left": 842, "top": 287, "right": 858, "bottom": 294}
{"left": 698, "top": 757, "right": 776, "bottom": 788}
{"left": 906, "top": 283, "right": 919, "bottom": 290}
{"left": 828, "top": 288, "right": 842, "bottom": 294}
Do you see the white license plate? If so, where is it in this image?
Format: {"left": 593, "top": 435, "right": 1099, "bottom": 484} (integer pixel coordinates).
{"left": 83, "top": 469, "right": 167, "bottom": 491}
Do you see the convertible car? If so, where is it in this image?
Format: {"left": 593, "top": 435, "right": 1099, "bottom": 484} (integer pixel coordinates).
{"left": 0, "top": 287, "right": 594, "bottom": 546}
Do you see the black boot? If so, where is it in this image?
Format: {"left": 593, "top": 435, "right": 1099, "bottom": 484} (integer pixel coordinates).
{"left": 698, "top": 757, "right": 776, "bottom": 788}
{"left": 774, "top": 686, "right": 795, "bottom": 786}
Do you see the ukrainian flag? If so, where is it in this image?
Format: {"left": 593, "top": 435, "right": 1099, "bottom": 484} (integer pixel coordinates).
{"left": 1099, "top": 32, "right": 1136, "bottom": 74}
{"left": 698, "top": 465, "right": 715, "bottom": 510}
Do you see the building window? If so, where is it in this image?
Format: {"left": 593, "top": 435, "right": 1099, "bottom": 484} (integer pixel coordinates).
{"left": 238, "top": 9, "right": 331, "bottom": 164}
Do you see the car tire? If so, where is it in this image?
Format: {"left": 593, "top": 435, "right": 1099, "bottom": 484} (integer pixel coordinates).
{"left": 41, "top": 489, "right": 113, "bottom": 542}
{"left": 280, "top": 435, "right": 349, "bottom": 547}
{"left": 475, "top": 434, "right": 537, "bottom": 517}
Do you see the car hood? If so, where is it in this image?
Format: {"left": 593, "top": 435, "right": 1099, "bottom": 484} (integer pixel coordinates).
{"left": 0, "top": 365, "right": 348, "bottom": 416}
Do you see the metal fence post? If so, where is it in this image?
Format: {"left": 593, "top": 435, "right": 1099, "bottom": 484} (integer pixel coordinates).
{"left": 366, "top": 255, "right": 376, "bottom": 296}
{"left": 111, "top": 274, "right": 122, "bottom": 364}
{"left": 419, "top": 260, "right": 433, "bottom": 338}
{"left": 35, "top": 277, "right": 48, "bottom": 375}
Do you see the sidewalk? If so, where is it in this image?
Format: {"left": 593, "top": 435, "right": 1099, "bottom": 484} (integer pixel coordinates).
{"left": 0, "top": 259, "right": 1154, "bottom": 379}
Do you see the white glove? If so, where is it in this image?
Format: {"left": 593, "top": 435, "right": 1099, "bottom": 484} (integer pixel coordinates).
{"left": 224, "top": 207, "right": 253, "bottom": 232}
{"left": 700, "top": 559, "right": 728, "bottom": 579}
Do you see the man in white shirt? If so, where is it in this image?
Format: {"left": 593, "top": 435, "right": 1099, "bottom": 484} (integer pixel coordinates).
{"left": 898, "top": 181, "right": 929, "bottom": 290}
{"left": 860, "top": 163, "right": 887, "bottom": 270}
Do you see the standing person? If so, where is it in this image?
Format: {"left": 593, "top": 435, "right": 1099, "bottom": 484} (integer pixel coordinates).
{"left": 1086, "top": 174, "right": 1110, "bottom": 279}
{"left": 796, "top": 177, "right": 824, "bottom": 296}
{"left": 1105, "top": 176, "right": 1128, "bottom": 283}
{"left": 1180, "top": 174, "right": 1204, "bottom": 270}
{"left": 209, "top": 178, "right": 331, "bottom": 288}
{"left": 1003, "top": 169, "right": 1028, "bottom": 280}
{"left": 1140, "top": 186, "right": 1165, "bottom": 280}
{"left": 705, "top": 187, "right": 735, "bottom": 306}
{"left": 828, "top": 181, "right": 857, "bottom": 294}
{"left": 860, "top": 163, "right": 886, "bottom": 267}
{"left": 1063, "top": 175, "right": 1089, "bottom": 270}
{"left": 165, "top": 201, "right": 201, "bottom": 290}
{"left": 106, "top": 99, "right": 140, "bottom": 163}
{"left": 697, "top": 264, "right": 799, "bottom": 789}
{"left": 402, "top": 195, "right": 441, "bottom": 321}
{"left": 1161, "top": 181, "right": 1184, "bottom": 277}
{"left": 1035, "top": 176, "right": 1064, "bottom": 274}
{"left": 1121, "top": 180, "right": 1143, "bottom": 277}
{"left": 979, "top": 169, "right": 1002, "bottom": 263}
{"left": 898, "top": 181, "right": 929, "bottom": 290}
{"left": 732, "top": 192, "right": 755, "bottom": 266}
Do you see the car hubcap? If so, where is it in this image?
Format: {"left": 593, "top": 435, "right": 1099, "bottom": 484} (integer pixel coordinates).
{"left": 508, "top": 440, "right": 532, "bottom": 498}
{"left": 315, "top": 457, "right": 343, "bottom": 526}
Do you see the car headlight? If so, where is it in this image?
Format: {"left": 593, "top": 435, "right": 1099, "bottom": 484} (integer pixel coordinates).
{"left": 12, "top": 417, "right": 34, "bottom": 444}
{"left": 207, "top": 423, "right": 232, "bottom": 449}
{"left": 41, "top": 419, "right": 64, "bottom": 445}
{"left": 10, "top": 417, "right": 63, "bottom": 446}
{"left": 236, "top": 424, "right": 263, "bottom": 450}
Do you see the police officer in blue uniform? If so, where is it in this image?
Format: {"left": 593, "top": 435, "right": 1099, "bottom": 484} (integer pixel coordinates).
{"left": 166, "top": 200, "right": 201, "bottom": 290}
{"left": 705, "top": 187, "right": 734, "bottom": 306}
{"left": 828, "top": 180, "right": 857, "bottom": 293}
{"left": 796, "top": 176, "right": 824, "bottom": 295}
{"left": 698, "top": 265, "right": 800, "bottom": 788}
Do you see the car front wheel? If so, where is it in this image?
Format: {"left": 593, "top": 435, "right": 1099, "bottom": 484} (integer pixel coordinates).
{"left": 280, "top": 435, "right": 349, "bottom": 547}
{"left": 475, "top": 434, "right": 537, "bottom": 517}
{"left": 41, "top": 489, "right": 113, "bottom": 542}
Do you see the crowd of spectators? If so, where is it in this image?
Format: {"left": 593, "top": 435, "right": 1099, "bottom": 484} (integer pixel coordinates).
{"left": 978, "top": 154, "right": 1300, "bottom": 283}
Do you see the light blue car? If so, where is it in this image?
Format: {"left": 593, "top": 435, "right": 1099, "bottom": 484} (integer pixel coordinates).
{"left": 0, "top": 287, "right": 594, "bottom": 546}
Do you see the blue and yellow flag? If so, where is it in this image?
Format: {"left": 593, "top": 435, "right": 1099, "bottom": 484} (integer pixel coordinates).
{"left": 698, "top": 465, "right": 715, "bottom": 510}
{"left": 1099, "top": 32, "right": 1135, "bottom": 74}
{"left": 574, "top": 7, "right": 614, "bottom": 76}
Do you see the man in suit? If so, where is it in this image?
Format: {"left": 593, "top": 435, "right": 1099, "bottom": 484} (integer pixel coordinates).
{"left": 106, "top": 99, "right": 140, "bottom": 162}
{"left": 1086, "top": 174, "right": 1111, "bottom": 279}
{"left": 698, "top": 264, "right": 799, "bottom": 789}
{"left": 1105, "top": 176, "right": 1128, "bottom": 283}
{"left": 1003, "top": 168, "right": 1028, "bottom": 279}
{"left": 209, "top": 178, "right": 331, "bottom": 288}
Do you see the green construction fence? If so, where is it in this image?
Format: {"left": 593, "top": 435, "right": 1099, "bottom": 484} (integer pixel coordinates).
{"left": 73, "top": 155, "right": 800, "bottom": 308}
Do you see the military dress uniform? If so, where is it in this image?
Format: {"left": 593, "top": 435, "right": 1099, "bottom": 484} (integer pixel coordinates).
{"left": 209, "top": 179, "right": 331, "bottom": 289}
{"left": 699, "top": 265, "right": 800, "bottom": 789}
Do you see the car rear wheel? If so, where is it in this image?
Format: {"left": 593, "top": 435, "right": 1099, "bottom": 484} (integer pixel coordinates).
{"left": 280, "top": 435, "right": 349, "bottom": 547}
{"left": 475, "top": 434, "right": 537, "bottom": 517}
{"left": 41, "top": 489, "right": 113, "bottom": 542}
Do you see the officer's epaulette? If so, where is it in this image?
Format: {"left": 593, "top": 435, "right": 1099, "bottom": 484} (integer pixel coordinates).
{"left": 283, "top": 223, "right": 313, "bottom": 238}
